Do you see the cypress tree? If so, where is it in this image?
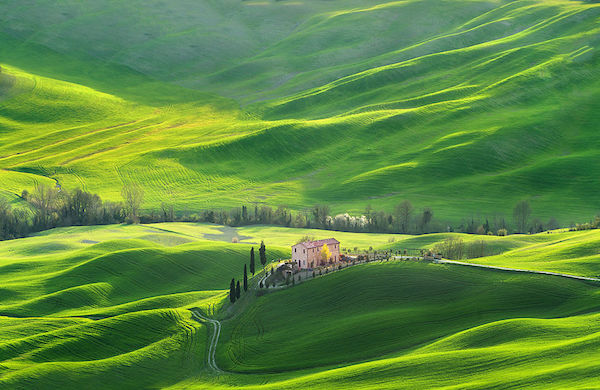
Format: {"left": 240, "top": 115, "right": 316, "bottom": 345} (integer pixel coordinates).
{"left": 229, "top": 278, "right": 236, "bottom": 303}
{"left": 236, "top": 281, "right": 241, "bottom": 299}
{"left": 259, "top": 240, "right": 267, "bottom": 266}
{"left": 250, "top": 247, "right": 255, "bottom": 275}
{"left": 243, "top": 264, "right": 248, "bottom": 291}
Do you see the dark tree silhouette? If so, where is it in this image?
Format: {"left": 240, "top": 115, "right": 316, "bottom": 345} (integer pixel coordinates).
{"left": 395, "top": 200, "right": 413, "bottom": 233}
{"left": 236, "top": 281, "right": 241, "bottom": 299}
{"left": 250, "top": 247, "right": 255, "bottom": 275}
{"left": 513, "top": 200, "right": 532, "bottom": 233}
{"left": 243, "top": 264, "right": 248, "bottom": 291}
{"left": 229, "top": 278, "right": 236, "bottom": 303}
{"left": 259, "top": 240, "right": 267, "bottom": 266}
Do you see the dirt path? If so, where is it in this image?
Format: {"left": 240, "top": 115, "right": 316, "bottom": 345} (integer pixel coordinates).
{"left": 191, "top": 310, "right": 223, "bottom": 373}
{"left": 435, "top": 259, "right": 600, "bottom": 282}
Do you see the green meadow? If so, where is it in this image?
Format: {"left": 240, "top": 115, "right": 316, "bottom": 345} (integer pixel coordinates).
{"left": 0, "top": 224, "right": 598, "bottom": 388}
{"left": 0, "top": 0, "right": 599, "bottom": 223}
{"left": 0, "top": 0, "right": 599, "bottom": 388}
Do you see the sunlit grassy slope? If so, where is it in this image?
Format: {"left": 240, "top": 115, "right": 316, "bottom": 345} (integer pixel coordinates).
{"left": 14, "top": 222, "right": 592, "bottom": 276}
{"left": 139, "top": 222, "right": 600, "bottom": 278}
{"left": 219, "top": 261, "right": 600, "bottom": 373}
{"left": 1, "top": 0, "right": 599, "bottom": 223}
{"left": 0, "top": 224, "right": 599, "bottom": 388}
{"left": 0, "top": 225, "right": 291, "bottom": 389}
{"left": 203, "top": 260, "right": 600, "bottom": 389}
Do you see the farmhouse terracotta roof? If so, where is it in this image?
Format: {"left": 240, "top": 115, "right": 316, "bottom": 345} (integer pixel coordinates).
{"left": 294, "top": 238, "right": 339, "bottom": 249}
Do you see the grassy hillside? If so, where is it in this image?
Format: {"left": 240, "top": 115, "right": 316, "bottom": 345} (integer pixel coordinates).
{"left": 0, "top": 309, "right": 207, "bottom": 390}
{"left": 176, "top": 259, "right": 600, "bottom": 390}
{"left": 0, "top": 225, "right": 289, "bottom": 388}
{"left": 462, "top": 228, "right": 600, "bottom": 277}
{"left": 0, "top": 233, "right": 288, "bottom": 317}
{"left": 0, "top": 224, "right": 598, "bottom": 388}
{"left": 0, "top": 0, "right": 599, "bottom": 224}
{"left": 142, "top": 222, "right": 600, "bottom": 278}
{"left": 218, "top": 261, "right": 600, "bottom": 373}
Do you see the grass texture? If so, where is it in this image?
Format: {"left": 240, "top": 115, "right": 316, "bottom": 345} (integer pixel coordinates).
{"left": 0, "top": 0, "right": 598, "bottom": 223}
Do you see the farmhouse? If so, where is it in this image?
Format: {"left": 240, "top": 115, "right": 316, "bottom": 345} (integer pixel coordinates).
{"left": 292, "top": 238, "right": 340, "bottom": 269}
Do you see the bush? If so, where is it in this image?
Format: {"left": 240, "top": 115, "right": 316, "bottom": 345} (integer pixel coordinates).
{"left": 296, "top": 235, "right": 315, "bottom": 244}
{"left": 497, "top": 228, "right": 508, "bottom": 236}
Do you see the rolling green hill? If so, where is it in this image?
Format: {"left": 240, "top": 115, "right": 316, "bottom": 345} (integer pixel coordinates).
{"left": 0, "top": 0, "right": 599, "bottom": 224}
{"left": 0, "top": 224, "right": 598, "bottom": 388}
{"left": 0, "top": 224, "right": 292, "bottom": 388}
{"left": 218, "top": 261, "right": 600, "bottom": 373}
{"left": 1, "top": 0, "right": 600, "bottom": 386}
{"left": 205, "top": 261, "right": 600, "bottom": 389}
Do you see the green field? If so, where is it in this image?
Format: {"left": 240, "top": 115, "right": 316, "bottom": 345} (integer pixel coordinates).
{"left": 1, "top": 0, "right": 599, "bottom": 223}
{"left": 0, "top": 224, "right": 598, "bottom": 388}
{"left": 0, "top": 224, "right": 291, "bottom": 388}
{"left": 1, "top": 0, "right": 599, "bottom": 387}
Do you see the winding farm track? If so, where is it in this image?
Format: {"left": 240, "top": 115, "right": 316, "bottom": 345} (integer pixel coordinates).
{"left": 436, "top": 259, "right": 600, "bottom": 282}
{"left": 191, "top": 310, "right": 223, "bottom": 373}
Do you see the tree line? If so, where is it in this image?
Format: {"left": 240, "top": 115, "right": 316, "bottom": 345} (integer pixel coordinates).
{"left": 0, "top": 184, "right": 143, "bottom": 241}
{"left": 183, "top": 200, "right": 591, "bottom": 236}
{"left": 1, "top": 183, "right": 599, "bottom": 242}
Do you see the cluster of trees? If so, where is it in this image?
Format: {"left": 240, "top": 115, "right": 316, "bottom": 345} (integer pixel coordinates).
{"left": 433, "top": 237, "right": 500, "bottom": 260}
{"left": 2, "top": 182, "right": 598, "bottom": 243}
{"left": 0, "top": 183, "right": 146, "bottom": 241}
{"left": 571, "top": 216, "right": 600, "bottom": 231}
{"left": 230, "top": 241, "right": 266, "bottom": 304}
{"left": 170, "top": 202, "right": 436, "bottom": 234}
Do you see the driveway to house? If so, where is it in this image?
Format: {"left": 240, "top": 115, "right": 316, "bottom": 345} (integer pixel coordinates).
{"left": 435, "top": 259, "right": 600, "bottom": 282}
{"left": 191, "top": 310, "right": 223, "bottom": 373}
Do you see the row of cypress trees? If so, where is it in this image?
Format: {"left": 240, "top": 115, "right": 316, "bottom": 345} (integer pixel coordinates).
{"left": 230, "top": 241, "right": 266, "bottom": 304}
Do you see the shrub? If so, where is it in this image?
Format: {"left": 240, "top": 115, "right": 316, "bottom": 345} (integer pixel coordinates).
{"left": 497, "top": 228, "right": 508, "bottom": 236}
{"left": 296, "top": 235, "right": 315, "bottom": 244}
